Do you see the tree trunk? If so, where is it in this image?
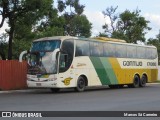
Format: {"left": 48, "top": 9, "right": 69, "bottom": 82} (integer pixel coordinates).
{"left": 7, "top": 26, "right": 14, "bottom": 60}
{"left": 0, "top": 51, "right": 6, "bottom": 60}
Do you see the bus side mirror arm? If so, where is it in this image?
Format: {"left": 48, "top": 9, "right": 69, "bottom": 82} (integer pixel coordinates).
{"left": 19, "top": 50, "right": 28, "bottom": 62}
{"left": 52, "top": 48, "right": 60, "bottom": 61}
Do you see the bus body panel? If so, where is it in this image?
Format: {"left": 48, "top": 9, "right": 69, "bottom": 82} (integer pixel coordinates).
{"left": 27, "top": 56, "right": 158, "bottom": 88}
{"left": 26, "top": 36, "right": 158, "bottom": 89}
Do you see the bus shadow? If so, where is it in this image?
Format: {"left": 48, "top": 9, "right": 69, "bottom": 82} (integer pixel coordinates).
{"left": 26, "top": 85, "right": 136, "bottom": 94}
{"left": 23, "top": 83, "right": 157, "bottom": 95}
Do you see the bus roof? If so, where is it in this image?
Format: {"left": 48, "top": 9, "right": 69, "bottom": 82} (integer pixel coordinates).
{"left": 92, "top": 37, "right": 126, "bottom": 43}
{"left": 33, "top": 36, "right": 77, "bottom": 42}
{"left": 33, "top": 36, "right": 156, "bottom": 49}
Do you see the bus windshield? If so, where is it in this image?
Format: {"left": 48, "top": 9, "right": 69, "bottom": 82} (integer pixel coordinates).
{"left": 31, "top": 40, "right": 61, "bottom": 52}
{"left": 28, "top": 40, "right": 61, "bottom": 75}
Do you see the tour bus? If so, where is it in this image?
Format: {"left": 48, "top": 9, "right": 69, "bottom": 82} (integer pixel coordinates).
{"left": 19, "top": 36, "right": 158, "bottom": 92}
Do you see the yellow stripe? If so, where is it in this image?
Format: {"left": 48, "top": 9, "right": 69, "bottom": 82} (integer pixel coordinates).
{"left": 108, "top": 58, "right": 158, "bottom": 84}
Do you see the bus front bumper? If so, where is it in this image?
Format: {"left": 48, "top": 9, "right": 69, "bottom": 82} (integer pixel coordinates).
{"left": 27, "top": 80, "right": 58, "bottom": 88}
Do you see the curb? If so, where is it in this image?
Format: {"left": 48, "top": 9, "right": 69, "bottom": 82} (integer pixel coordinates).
{"left": 0, "top": 89, "right": 43, "bottom": 94}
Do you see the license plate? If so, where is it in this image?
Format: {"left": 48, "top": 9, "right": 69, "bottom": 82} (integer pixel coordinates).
{"left": 36, "top": 83, "right": 41, "bottom": 86}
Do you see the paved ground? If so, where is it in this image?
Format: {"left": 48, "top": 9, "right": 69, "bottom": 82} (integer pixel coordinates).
{"left": 0, "top": 83, "right": 160, "bottom": 111}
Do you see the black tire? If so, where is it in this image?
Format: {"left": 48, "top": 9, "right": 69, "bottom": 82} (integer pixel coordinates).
{"left": 118, "top": 85, "right": 124, "bottom": 88}
{"left": 50, "top": 88, "right": 60, "bottom": 93}
{"left": 140, "top": 75, "right": 147, "bottom": 87}
{"left": 129, "top": 75, "right": 140, "bottom": 88}
{"left": 75, "top": 76, "right": 86, "bottom": 92}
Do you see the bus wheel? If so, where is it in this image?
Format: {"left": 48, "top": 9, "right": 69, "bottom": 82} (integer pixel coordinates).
{"left": 50, "top": 88, "right": 60, "bottom": 93}
{"left": 140, "top": 75, "right": 147, "bottom": 87}
{"left": 75, "top": 76, "right": 86, "bottom": 92}
{"left": 129, "top": 75, "right": 140, "bottom": 88}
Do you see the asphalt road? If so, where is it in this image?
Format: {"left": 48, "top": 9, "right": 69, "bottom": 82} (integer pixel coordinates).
{"left": 0, "top": 83, "right": 160, "bottom": 111}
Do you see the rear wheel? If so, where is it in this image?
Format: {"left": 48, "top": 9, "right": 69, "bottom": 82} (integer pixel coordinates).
{"left": 75, "top": 76, "right": 86, "bottom": 92}
{"left": 118, "top": 85, "right": 124, "bottom": 88}
{"left": 50, "top": 88, "right": 60, "bottom": 93}
{"left": 128, "top": 75, "right": 140, "bottom": 88}
{"left": 140, "top": 75, "right": 147, "bottom": 87}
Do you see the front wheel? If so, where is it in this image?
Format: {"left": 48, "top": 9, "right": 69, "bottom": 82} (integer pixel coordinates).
{"left": 50, "top": 88, "right": 60, "bottom": 93}
{"left": 75, "top": 76, "right": 86, "bottom": 92}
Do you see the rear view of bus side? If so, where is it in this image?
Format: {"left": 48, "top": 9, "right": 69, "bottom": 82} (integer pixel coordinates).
{"left": 25, "top": 36, "right": 158, "bottom": 92}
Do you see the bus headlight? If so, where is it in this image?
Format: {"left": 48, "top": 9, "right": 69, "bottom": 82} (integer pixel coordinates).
{"left": 27, "top": 78, "right": 34, "bottom": 81}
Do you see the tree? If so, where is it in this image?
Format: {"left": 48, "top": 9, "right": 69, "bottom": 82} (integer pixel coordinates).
{"left": 0, "top": 33, "right": 8, "bottom": 60}
{"left": 147, "top": 30, "right": 160, "bottom": 64}
{"left": 101, "top": 6, "right": 151, "bottom": 43}
{"left": 116, "top": 9, "right": 151, "bottom": 43}
{"left": 57, "top": 0, "right": 92, "bottom": 37}
{"left": 0, "top": 0, "right": 53, "bottom": 60}
{"left": 102, "top": 6, "right": 118, "bottom": 37}
{"left": 34, "top": 8, "right": 65, "bottom": 38}
{"left": 67, "top": 15, "right": 92, "bottom": 37}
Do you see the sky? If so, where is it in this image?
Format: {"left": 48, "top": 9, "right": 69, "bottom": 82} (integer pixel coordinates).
{"left": 80, "top": 0, "right": 160, "bottom": 39}
{"left": 1, "top": 0, "right": 160, "bottom": 39}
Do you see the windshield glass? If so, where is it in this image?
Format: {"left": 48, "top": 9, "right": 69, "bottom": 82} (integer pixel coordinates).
{"left": 28, "top": 40, "right": 61, "bottom": 75}
{"left": 31, "top": 40, "right": 61, "bottom": 52}
{"left": 28, "top": 52, "right": 58, "bottom": 75}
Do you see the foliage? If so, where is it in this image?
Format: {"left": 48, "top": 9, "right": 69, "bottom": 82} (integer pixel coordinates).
{"left": 0, "top": 0, "right": 92, "bottom": 60}
{"left": 102, "top": 6, "right": 118, "bottom": 36}
{"left": 147, "top": 31, "right": 160, "bottom": 64}
{"left": 57, "top": 0, "right": 92, "bottom": 37}
{"left": 0, "top": 0, "right": 53, "bottom": 60}
{"left": 101, "top": 6, "right": 151, "bottom": 43}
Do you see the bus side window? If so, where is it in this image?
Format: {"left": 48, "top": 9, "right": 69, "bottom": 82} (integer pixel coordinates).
{"left": 127, "top": 45, "right": 137, "bottom": 58}
{"left": 137, "top": 47, "right": 146, "bottom": 59}
{"left": 115, "top": 44, "right": 127, "bottom": 58}
{"left": 151, "top": 48, "right": 157, "bottom": 59}
{"left": 145, "top": 48, "right": 152, "bottom": 59}
{"left": 75, "top": 40, "right": 90, "bottom": 56}
{"left": 104, "top": 43, "right": 115, "bottom": 57}
{"left": 90, "top": 42, "right": 103, "bottom": 57}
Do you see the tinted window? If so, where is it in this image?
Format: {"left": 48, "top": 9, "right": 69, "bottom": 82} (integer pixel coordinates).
{"left": 59, "top": 39, "right": 74, "bottom": 72}
{"left": 115, "top": 44, "right": 127, "bottom": 58}
{"left": 103, "top": 43, "right": 115, "bottom": 57}
{"left": 145, "top": 47, "right": 152, "bottom": 59}
{"left": 137, "top": 47, "right": 146, "bottom": 59}
{"left": 31, "top": 40, "right": 61, "bottom": 52}
{"left": 75, "top": 40, "right": 90, "bottom": 56}
{"left": 127, "top": 45, "right": 137, "bottom": 58}
{"left": 151, "top": 48, "right": 157, "bottom": 59}
{"left": 90, "top": 42, "right": 103, "bottom": 57}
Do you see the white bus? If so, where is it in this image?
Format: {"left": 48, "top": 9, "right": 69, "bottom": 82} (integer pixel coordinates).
{"left": 20, "top": 36, "right": 158, "bottom": 92}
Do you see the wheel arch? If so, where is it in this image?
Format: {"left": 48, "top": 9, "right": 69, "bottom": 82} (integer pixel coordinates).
{"left": 79, "top": 74, "right": 88, "bottom": 86}
{"left": 134, "top": 73, "right": 140, "bottom": 81}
